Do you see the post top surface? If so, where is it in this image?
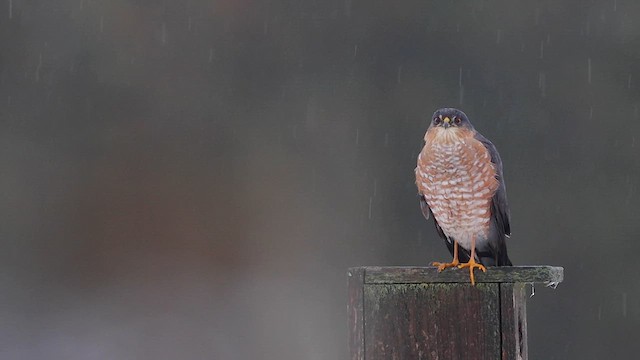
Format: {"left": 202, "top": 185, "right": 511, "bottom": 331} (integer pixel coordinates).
{"left": 349, "top": 266, "right": 563, "bottom": 285}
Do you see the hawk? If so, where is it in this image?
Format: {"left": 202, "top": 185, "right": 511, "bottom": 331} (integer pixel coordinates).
{"left": 415, "top": 108, "right": 512, "bottom": 285}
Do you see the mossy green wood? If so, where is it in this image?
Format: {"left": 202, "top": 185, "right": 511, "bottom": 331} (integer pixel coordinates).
{"left": 364, "top": 266, "right": 563, "bottom": 284}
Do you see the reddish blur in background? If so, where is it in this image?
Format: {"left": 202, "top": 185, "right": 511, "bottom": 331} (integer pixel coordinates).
{"left": 1, "top": 1, "right": 639, "bottom": 359}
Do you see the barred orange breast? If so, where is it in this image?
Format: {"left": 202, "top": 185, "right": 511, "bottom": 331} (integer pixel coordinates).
{"left": 415, "top": 127, "right": 499, "bottom": 250}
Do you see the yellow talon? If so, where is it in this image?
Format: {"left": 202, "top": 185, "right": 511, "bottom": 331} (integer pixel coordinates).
{"left": 431, "top": 260, "right": 460, "bottom": 272}
{"left": 457, "top": 259, "right": 487, "bottom": 286}
{"left": 432, "top": 240, "right": 461, "bottom": 272}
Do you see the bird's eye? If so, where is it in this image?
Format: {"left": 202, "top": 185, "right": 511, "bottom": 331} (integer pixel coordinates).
{"left": 433, "top": 117, "right": 441, "bottom": 125}
{"left": 454, "top": 117, "right": 462, "bottom": 124}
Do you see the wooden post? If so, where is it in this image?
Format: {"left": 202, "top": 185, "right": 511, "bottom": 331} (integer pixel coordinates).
{"left": 348, "top": 266, "right": 563, "bottom": 360}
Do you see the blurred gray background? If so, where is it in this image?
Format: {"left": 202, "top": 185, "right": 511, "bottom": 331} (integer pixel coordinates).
{"left": 1, "top": 0, "right": 639, "bottom": 359}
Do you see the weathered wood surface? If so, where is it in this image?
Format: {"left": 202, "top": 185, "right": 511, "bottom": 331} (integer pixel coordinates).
{"left": 366, "top": 283, "right": 501, "bottom": 359}
{"left": 500, "top": 283, "right": 528, "bottom": 360}
{"left": 348, "top": 266, "right": 563, "bottom": 360}
{"left": 364, "top": 265, "right": 563, "bottom": 284}
{"left": 347, "top": 268, "right": 365, "bottom": 360}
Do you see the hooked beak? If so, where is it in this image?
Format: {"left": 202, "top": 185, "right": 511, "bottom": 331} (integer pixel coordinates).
{"left": 442, "top": 117, "right": 451, "bottom": 128}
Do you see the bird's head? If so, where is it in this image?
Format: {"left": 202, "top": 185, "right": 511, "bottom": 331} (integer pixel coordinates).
{"left": 429, "top": 108, "right": 474, "bottom": 131}
{"left": 431, "top": 108, "right": 473, "bottom": 129}
{"left": 425, "top": 108, "right": 474, "bottom": 141}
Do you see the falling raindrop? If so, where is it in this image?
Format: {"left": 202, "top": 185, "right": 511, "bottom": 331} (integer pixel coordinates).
{"left": 208, "top": 48, "right": 214, "bottom": 63}
{"left": 345, "top": 0, "right": 352, "bottom": 17}
{"left": 9, "top": 0, "right": 12, "bottom": 19}
{"left": 626, "top": 175, "right": 633, "bottom": 204}
{"left": 188, "top": 17, "right": 192, "bottom": 31}
{"left": 597, "top": 305, "right": 602, "bottom": 320}
{"left": 538, "top": 71, "right": 546, "bottom": 97}
{"left": 35, "top": 53, "right": 42, "bottom": 83}
{"left": 162, "top": 22, "right": 167, "bottom": 44}
{"left": 587, "top": 58, "right": 592, "bottom": 84}
{"left": 311, "top": 167, "right": 317, "bottom": 193}
{"left": 368, "top": 197, "right": 373, "bottom": 219}
{"left": 384, "top": 133, "right": 389, "bottom": 147}
{"left": 373, "top": 179, "right": 377, "bottom": 197}
{"left": 355, "top": 128, "right": 359, "bottom": 145}
{"left": 100, "top": 16, "right": 104, "bottom": 33}
{"left": 539, "top": 41, "right": 544, "bottom": 59}
{"left": 614, "top": 0, "right": 617, "bottom": 11}
{"left": 628, "top": 74, "right": 632, "bottom": 89}
{"left": 458, "top": 67, "right": 464, "bottom": 105}
{"left": 397, "top": 65, "right": 403, "bottom": 84}
{"left": 496, "top": 29, "right": 502, "bottom": 44}
{"left": 622, "top": 292, "right": 627, "bottom": 317}
{"left": 353, "top": 44, "right": 358, "bottom": 58}
{"left": 263, "top": 19, "right": 269, "bottom": 35}
{"left": 589, "top": 106, "right": 594, "bottom": 119}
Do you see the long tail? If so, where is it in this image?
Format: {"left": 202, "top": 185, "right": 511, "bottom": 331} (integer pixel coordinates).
{"left": 477, "top": 247, "right": 512, "bottom": 266}
{"left": 451, "top": 241, "right": 512, "bottom": 266}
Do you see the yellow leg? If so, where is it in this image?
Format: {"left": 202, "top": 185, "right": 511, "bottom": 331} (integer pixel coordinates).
{"left": 432, "top": 240, "right": 460, "bottom": 272}
{"left": 457, "top": 238, "right": 486, "bottom": 286}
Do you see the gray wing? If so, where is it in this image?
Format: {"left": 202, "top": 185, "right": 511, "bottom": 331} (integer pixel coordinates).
{"left": 474, "top": 132, "right": 512, "bottom": 266}
{"left": 474, "top": 132, "right": 511, "bottom": 237}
